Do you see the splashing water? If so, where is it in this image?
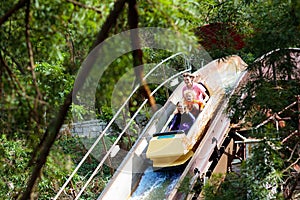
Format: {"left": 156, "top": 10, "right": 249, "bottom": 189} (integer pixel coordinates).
{"left": 129, "top": 167, "right": 181, "bottom": 200}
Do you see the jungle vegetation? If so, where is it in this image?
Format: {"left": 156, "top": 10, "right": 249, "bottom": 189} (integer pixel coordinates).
{"left": 1, "top": 0, "right": 300, "bottom": 199}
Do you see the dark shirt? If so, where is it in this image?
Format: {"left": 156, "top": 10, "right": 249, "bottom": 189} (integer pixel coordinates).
{"left": 168, "top": 112, "right": 195, "bottom": 134}
{"left": 169, "top": 113, "right": 181, "bottom": 131}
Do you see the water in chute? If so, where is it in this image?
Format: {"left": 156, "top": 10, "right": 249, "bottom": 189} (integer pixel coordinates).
{"left": 129, "top": 167, "right": 181, "bottom": 200}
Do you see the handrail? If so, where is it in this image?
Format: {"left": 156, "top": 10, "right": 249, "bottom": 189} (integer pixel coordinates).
{"left": 54, "top": 52, "right": 191, "bottom": 199}
{"left": 144, "top": 52, "right": 187, "bottom": 80}
{"left": 75, "top": 60, "right": 193, "bottom": 198}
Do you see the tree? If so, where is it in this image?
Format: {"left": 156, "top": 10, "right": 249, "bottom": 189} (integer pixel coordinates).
{"left": 1, "top": 0, "right": 299, "bottom": 199}
{"left": 1, "top": 0, "right": 208, "bottom": 198}
{"left": 213, "top": 1, "right": 300, "bottom": 199}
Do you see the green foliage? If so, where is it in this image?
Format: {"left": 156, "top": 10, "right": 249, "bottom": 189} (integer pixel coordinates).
{"left": 238, "top": 137, "right": 285, "bottom": 199}
{"left": 0, "top": 135, "right": 30, "bottom": 199}
{"left": 0, "top": 133, "right": 109, "bottom": 199}
{"left": 206, "top": 1, "right": 299, "bottom": 199}
{"left": 35, "top": 61, "right": 74, "bottom": 108}
{"left": 203, "top": 173, "right": 247, "bottom": 200}
{"left": 139, "top": 0, "right": 204, "bottom": 33}
{"left": 39, "top": 134, "right": 110, "bottom": 199}
{"left": 245, "top": 0, "right": 300, "bottom": 58}
{"left": 228, "top": 75, "right": 300, "bottom": 128}
{"left": 178, "top": 174, "right": 192, "bottom": 194}
{"left": 1, "top": 0, "right": 300, "bottom": 198}
{"left": 203, "top": 140, "right": 285, "bottom": 200}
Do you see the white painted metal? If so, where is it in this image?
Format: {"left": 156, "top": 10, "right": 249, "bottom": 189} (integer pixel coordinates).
{"left": 98, "top": 56, "right": 248, "bottom": 200}
{"left": 54, "top": 52, "right": 191, "bottom": 199}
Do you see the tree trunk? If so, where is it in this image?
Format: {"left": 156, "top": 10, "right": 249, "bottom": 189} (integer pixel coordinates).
{"left": 127, "top": 0, "right": 157, "bottom": 112}
{"left": 19, "top": 0, "right": 127, "bottom": 199}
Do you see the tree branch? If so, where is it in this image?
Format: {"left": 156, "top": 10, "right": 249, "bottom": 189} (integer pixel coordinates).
{"left": 287, "top": 142, "right": 299, "bottom": 162}
{"left": 1, "top": 48, "right": 25, "bottom": 74}
{"left": 205, "top": 1, "right": 226, "bottom": 23}
{"left": 65, "top": 32, "right": 75, "bottom": 68}
{"left": 285, "top": 173, "right": 300, "bottom": 199}
{"left": 19, "top": 0, "right": 127, "bottom": 199}
{"left": 297, "top": 95, "right": 300, "bottom": 135}
{"left": 91, "top": 0, "right": 127, "bottom": 50}
{"left": 25, "top": 1, "right": 35, "bottom": 71}
{"left": 1, "top": 52, "right": 24, "bottom": 94}
{"left": 18, "top": 91, "right": 73, "bottom": 200}
{"left": 0, "top": 0, "right": 28, "bottom": 26}
{"left": 66, "top": 0, "right": 102, "bottom": 14}
{"left": 281, "top": 130, "right": 298, "bottom": 144}
{"left": 0, "top": 51, "right": 47, "bottom": 106}
{"left": 127, "top": 0, "right": 157, "bottom": 111}
{"left": 74, "top": 0, "right": 127, "bottom": 94}
{"left": 255, "top": 101, "right": 297, "bottom": 129}
{"left": 25, "top": 0, "right": 43, "bottom": 126}
{"left": 282, "top": 156, "right": 300, "bottom": 174}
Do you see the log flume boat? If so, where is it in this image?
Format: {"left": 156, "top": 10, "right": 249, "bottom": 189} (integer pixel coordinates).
{"left": 98, "top": 55, "right": 247, "bottom": 200}
{"left": 146, "top": 55, "right": 247, "bottom": 168}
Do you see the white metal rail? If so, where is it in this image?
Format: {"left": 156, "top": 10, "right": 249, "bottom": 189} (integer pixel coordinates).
{"left": 54, "top": 52, "right": 194, "bottom": 199}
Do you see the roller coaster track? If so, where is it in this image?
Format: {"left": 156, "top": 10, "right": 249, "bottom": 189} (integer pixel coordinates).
{"left": 54, "top": 54, "right": 248, "bottom": 200}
